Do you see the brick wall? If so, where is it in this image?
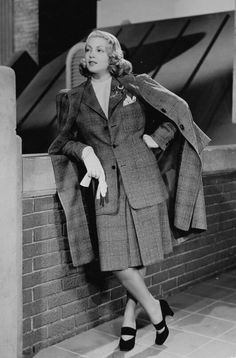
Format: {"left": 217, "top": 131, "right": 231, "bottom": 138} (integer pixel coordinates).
{"left": 22, "top": 170, "right": 236, "bottom": 356}
{"left": 14, "top": 0, "right": 38, "bottom": 62}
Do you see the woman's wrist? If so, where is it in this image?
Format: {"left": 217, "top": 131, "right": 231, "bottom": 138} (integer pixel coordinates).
{"left": 81, "top": 146, "right": 94, "bottom": 160}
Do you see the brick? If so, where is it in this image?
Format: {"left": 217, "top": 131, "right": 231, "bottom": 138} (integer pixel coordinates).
{"left": 98, "top": 298, "right": 124, "bottom": 317}
{"left": 23, "top": 299, "right": 47, "bottom": 319}
{"left": 62, "top": 298, "right": 88, "bottom": 318}
{"left": 111, "top": 286, "right": 126, "bottom": 300}
{"left": 48, "top": 210, "right": 66, "bottom": 225}
{"left": 34, "top": 224, "right": 64, "bottom": 241}
{"left": 23, "top": 327, "right": 48, "bottom": 349}
{"left": 161, "top": 256, "right": 178, "bottom": 270}
{"left": 152, "top": 271, "right": 169, "bottom": 285}
{"left": 33, "top": 252, "right": 61, "bottom": 270}
{"left": 62, "top": 274, "right": 87, "bottom": 290}
{"left": 23, "top": 199, "right": 34, "bottom": 214}
{"left": 144, "top": 275, "right": 152, "bottom": 287}
{"left": 149, "top": 284, "right": 161, "bottom": 298}
{"left": 23, "top": 212, "right": 49, "bottom": 230}
{"left": 48, "top": 289, "right": 78, "bottom": 309}
{"left": 48, "top": 317, "right": 75, "bottom": 338}
{"left": 23, "top": 230, "right": 33, "bottom": 244}
{"left": 44, "top": 265, "right": 70, "bottom": 282}
{"left": 34, "top": 196, "right": 61, "bottom": 212}
{"left": 23, "top": 289, "right": 33, "bottom": 304}
{"left": 177, "top": 271, "right": 195, "bottom": 286}
{"left": 23, "top": 241, "right": 48, "bottom": 259}
{"left": 75, "top": 309, "right": 100, "bottom": 327}
{"left": 161, "top": 277, "right": 177, "bottom": 293}
{"left": 47, "top": 237, "right": 69, "bottom": 253}
{"left": 219, "top": 219, "right": 236, "bottom": 231}
{"left": 23, "top": 318, "right": 31, "bottom": 334}
{"left": 146, "top": 262, "right": 161, "bottom": 275}
{"left": 88, "top": 291, "right": 111, "bottom": 309}
{"left": 23, "top": 271, "right": 47, "bottom": 289}
{"left": 33, "top": 280, "right": 62, "bottom": 300}
{"left": 185, "top": 254, "right": 216, "bottom": 272}
{"left": 220, "top": 210, "right": 236, "bottom": 222}
{"left": 223, "top": 182, "right": 236, "bottom": 192}
{"left": 168, "top": 264, "right": 185, "bottom": 278}
{"left": 205, "top": 193, "right": 224, "bottom": 206}
{"left": 23, "top": 259, "right": 33, "bottom": 274}
{"left": 204, "top": 185, "right": 221, "bottom": 195}
{"left": 33, "top": 308, "right": 61, "bottom": 329}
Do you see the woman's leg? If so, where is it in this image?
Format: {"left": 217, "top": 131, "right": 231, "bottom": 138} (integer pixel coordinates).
{"left": 120, "top": 267, "right": 145, "bottom": 341}
{"left": 114, "top": 267, "right": 163, "bottom": 328}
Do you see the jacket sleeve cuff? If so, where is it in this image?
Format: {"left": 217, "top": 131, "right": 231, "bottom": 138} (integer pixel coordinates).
{"left": 62, "top": 141, "right": 90, "bottom": 161}
{"left": 151, "top": 121, "right": 177, "bottom": 151}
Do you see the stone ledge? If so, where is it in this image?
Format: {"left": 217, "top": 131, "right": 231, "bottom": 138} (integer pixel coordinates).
{"left": 23, "top": 144, "right": 236, "bottom": 197}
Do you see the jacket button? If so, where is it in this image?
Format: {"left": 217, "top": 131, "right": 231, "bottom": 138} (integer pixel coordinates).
{"left": 112, "top": 144, "right": 117, "bottom": 148}
{"left": 104, "top": 125, "right": 108, "bottom": 130}
{"left": 112, "top": 165, "right": 116, "bottom": 170}
{"left": 179, "top": 124, "right": 185, "bottom": 130}
{"left": 161, "top": 108, "right": 166, "bottom": 113}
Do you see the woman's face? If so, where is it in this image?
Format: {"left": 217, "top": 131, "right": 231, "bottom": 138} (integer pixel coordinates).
{"left": 85, "top": 36, "right": 111, "bottom": 78}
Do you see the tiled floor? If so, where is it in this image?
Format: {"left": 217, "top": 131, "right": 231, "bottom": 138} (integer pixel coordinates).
{"left": 35, "top": 267, "right": 236, "bottom": 358}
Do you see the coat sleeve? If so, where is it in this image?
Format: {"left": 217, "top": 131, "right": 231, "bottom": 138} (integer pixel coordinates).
{"left": 150, "top": 121, "right": 177, "bottom": 151}
{"left": 48, "top": 90, "right": 95, "bottom": 267}
{"left": 49, "top": 91, "right": 88, "bottom": 160}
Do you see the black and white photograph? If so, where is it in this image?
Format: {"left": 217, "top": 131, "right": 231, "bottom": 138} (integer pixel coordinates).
{"left": 0, "top": 1, "right": 236, "bottom": 357}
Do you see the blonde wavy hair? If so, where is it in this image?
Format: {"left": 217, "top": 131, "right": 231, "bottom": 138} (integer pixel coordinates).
{"left": 79, "top": 30, "right": 132, "bottom": 77}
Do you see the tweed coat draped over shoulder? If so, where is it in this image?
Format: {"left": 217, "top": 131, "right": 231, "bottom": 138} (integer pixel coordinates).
{"left": 49, "top": 74, "right": 211, "bottom": 267}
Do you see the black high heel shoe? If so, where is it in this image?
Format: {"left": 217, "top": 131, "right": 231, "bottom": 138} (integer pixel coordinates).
{"left": 154, "top": 299, "right": 174, "bottom": 345}
{"left": 119, "top": 326, "right": 137, "bottom": 351}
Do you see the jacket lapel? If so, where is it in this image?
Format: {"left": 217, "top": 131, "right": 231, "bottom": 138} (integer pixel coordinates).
{"left": 82, "top": 79, "right": 107, "bottom": 120}
{"left": 108, "top": 77, "right": 126, "bottom": 118}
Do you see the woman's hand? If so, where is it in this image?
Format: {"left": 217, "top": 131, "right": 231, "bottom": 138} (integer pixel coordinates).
{"left": 81, "top": 147, "right": 108, "bottom": 200}
{"left": 143, "top": 134, "right": 159, "bottom": 148}
{"left": 82, "top": 147, "right": 105, "bottom": 179}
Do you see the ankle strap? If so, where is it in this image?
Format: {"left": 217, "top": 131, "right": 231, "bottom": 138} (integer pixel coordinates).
{"left": 153, "top": 320, "right": 165, "bottom": 330}
{"left": 121, "top": 327, "right": 136, "bottom": 336}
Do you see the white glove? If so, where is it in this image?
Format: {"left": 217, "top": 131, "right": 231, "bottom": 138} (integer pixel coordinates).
{"left": 82, "top": 147, "right": 105, "bottom": 179}
{"left": 143, "top": 134, "right": 159, "bottom": 148}
{"left": 80, "top": 147, "right": 108, "bottom": 200}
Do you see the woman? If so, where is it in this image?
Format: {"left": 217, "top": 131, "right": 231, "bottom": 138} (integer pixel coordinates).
{"left": 49, "top": 30, "right": 210, "bottom": 350}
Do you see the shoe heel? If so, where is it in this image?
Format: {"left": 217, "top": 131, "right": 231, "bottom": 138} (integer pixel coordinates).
{"left": 160, "top": 299, "right": 174, "bottom": 317}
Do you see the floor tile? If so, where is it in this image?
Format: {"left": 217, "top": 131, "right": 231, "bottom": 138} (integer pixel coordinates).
{"left": 139, "top": 328, "right": 211, "bottom": 356}
{"left": 204, "top": 273, "right": 236, "bottom": 290}
{"left": 217, "top": 326, "right": 236, "bottom": 345}
{"left": 137, "top": 306, "right": 191, "bottom": 327}
{"left": 168, "top": 292, "right": 215, "bottom": 312}
{"left": 35, "top": 346, "right": 85, "bottom": 357}
{"left": 171, "top": 312, "right": 235, "bottom": 337}
{"left": 56, "top": 329, "right": 119, "bottom": 357}
{"left": 220, "top": 292, "right": 236, "bottom": 305}
{"left": 225, "top": 267, "right": 236, "bottom": 277}
{"left": 186, "top": 339, "right": 236, "bottom": 358}
{"left": 184, "top": 282, "right": 235, "bottom": 300}
{"left": 103, "top": 344, "right": 182, "bottom": 358}
{"left": 198, "top": 301, "right": 236, "bottom": 322}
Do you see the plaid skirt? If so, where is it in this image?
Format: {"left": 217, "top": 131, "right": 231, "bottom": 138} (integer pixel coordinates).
{"left": 96, "top": 173, "right": 174, "bottom": 271}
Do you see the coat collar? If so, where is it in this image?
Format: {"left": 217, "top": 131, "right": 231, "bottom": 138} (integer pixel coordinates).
{"left": 82, "top": 79, "right": 106, "bottom": 119}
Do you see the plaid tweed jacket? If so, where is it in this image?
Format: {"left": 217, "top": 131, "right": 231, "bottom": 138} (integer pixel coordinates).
{"left": 49, "top": 74, "right": 211, "bottom": 267}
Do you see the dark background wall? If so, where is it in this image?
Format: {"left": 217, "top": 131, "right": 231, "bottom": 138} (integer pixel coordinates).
{"left": 38, "top": 0, "right": 97, "bottom": 66}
